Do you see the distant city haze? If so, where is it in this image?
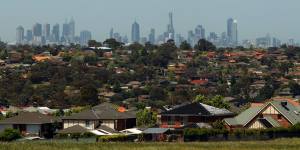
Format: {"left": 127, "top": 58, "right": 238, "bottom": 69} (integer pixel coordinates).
{"left": 1, "top": 0, "right": 300, "bottom": 43}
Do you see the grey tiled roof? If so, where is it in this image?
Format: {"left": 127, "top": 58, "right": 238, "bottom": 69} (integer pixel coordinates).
{"left": 57, "top": 125, "right": 88, "bottom": 134}
{"left": 0, "top": 112, "right": 57, "bottom": 125}
{"left": 142, "top": 128, "right": 170, "bottom": 134}
{"left": 63, "top": 103, "right": 136, "bottom": 120}
{"left": 161, "top": 102, "right": 234, "bottom": 117}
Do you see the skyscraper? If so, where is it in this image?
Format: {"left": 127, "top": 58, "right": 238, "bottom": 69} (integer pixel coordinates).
{"left": 69, "top": 18, "right": 75, "bottom": 42}
{"left": 26, "top": 30, "right": 33, "bottom": 42}
{"left": 62, "top": 21, "right": 70, "bottom": 42}
{"left": 227, "top": 18, "right": 238, "bottom": 47}
{"left": 175, "top": 34, "right": 184, "bottom": 46}
{"left": 33, "top": 23, "right": 42, "bottom": 37}
{"left": 195, "top": 25, "right": 205, "bottom": 41}
{"left": 43, "top": 23, "right": 51, "bottom": 40}
{"left": 32, "top": 23, "right": 42, "bottom": 45}
{"left": 187, "top": 30, "right": 195, "bottom": 46}
{"left": 16, "top": 26, "right": 24, "bottom": 44}
{"left": 131, "top": 21, "right": 140, "bottom": 43}
{"left": 148, "top": 28, "right": 155, "bottom": 44}
{"left": 52, "top": 24, "right": 60, "bottom": 43}
{"left": 80, "top": 30, "right": 92, "bottom": 46}
{"left": 110, "top": 28, "right": 114, "bottom": 39}
{"left": 167, "top": 12, "right": 175, "bottom": 40}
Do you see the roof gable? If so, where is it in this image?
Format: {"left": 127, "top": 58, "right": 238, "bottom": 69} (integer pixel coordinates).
{"left": 225, "top": 100, "right": 300, "bottom": 127}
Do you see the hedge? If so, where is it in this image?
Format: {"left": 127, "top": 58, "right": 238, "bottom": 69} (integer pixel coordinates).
{"left": 97, "top": 135, "right": 136, "bottom": 142}
{"left": 55, "top": 132, "right": 95, "bottom": 139}
{"left": 184, "top": 123, "right": 300, "bottom": 141}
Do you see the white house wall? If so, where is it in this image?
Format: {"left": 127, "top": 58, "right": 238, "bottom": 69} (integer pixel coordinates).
{"left": 262, "top": 105, "right": 279, "bottom": 115}
{"left": 102, "top": 120, "right": 115, "bottom": 129}
{"left": 249, "top": 120, "right": 265, "bottom": 129}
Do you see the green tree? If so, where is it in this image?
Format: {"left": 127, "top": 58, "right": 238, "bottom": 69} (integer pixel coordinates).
{"left": 194, "top": 95, "right": 230, "bottom": 109}
{"left": 194, "top": 95, "right": 207, "bottom": 103}
{"left": 149, "top": 86, "right": 166, "bottom": 101}
{"left": 0, "top": 128, "right": 21, "bottom": 142}
{"left": 289, "top": 81, "right": 300, "bottom": 96}
{"left": 103, "top": 38, "right": 123, "bottom": 49}
{"left": 127, "top": 42, "right": 144, "bottom": 51}
{"left": 88, "top": 40, "right": 102, "bottom": 47}
{"left": 180, "top": 41, "right": 192, "bottom": 50}
{"left": 80, "top": 84, "right": 99, "bottom": 105}
{"left": 194, "top": 39, "right": 216, "bottom": 51}
{"left": 136, "top": 109, "right": 157, "bottom": 127}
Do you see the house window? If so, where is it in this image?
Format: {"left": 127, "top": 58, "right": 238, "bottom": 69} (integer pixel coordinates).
{"left": 85, "top": 121, "right": 90, "bottom": 128}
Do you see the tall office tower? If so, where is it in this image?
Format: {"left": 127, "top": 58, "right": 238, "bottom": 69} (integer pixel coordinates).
{"left": 187, "top": 30, "right": 195, "bottom": 46}
{"left": 26, "top": 30, "right": 33, "bottom": 42}
{"left": 69, "top": 18, "right": 75, "bottom": 42}
{"left": 148, "top": 28, "right": 155, "bottom": 44}
{"left": 16, "top": 26, "right": 24, "bottom": 45}
{"left": 52, "top": 24, "right": 60, "bottom": 43}
{"left": 288, "top": 38, "right": 295, "bottom": 46}
{"left": 272, "top": 38, "right": 281, "bottom": 47}
{"left": 80, "top": 30, "right": 92, "bottom": 46}
{"left": 110, "top": 28, "right": 114, "bottom": 39}
{"left": 43, "top": 23, "right": 51, "bottom": 40}
{"left": 122, "top": 35, "right": 129, "bottom": 43}
{"left": 113, "top": 33, "right": 122, "bottom": 42}
{"left": 175, "top": 34, "right": 184, "bottom": 47}
{"left": 131, "top": 21, "right": 140, "bottom": 43}
{"left": 195, "top": 25, "right": 205, "bottom": 42}
{"left": 208, "top": 32, "right": 218, "bottom": 42}
{"left": 32, "top": 23, "right": 42, "bottom": 45}
{"left": 227, "top": 18, "right": 238, "bottom": 47}
{"left": 167, "top": 12, "right": 175, "bottom": 40}
{"left": 62, "top": 21, "right": 70, "bottom": 42}
{"left": 256, "top": 34, "right": 272, "bottom": 48}
{"left": 33, "top": 23, "right": 42, "bottom": 37}
{"left": 221, "top": 32, "right": 228, "bottom": 47}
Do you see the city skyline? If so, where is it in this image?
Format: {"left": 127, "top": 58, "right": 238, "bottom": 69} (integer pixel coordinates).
{"left": 1, "top": 0, "right": 300, "bottom": 43}
{"left": 13, "top": 15, "right": 298, "bottom": 48}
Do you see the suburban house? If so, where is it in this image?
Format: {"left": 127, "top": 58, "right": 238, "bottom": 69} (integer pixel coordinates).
{"left": 142, "top": 128, "right": 171, "bottom": 142}
{"left": 62, "top": 103, "right": 136, "bottom": 131}
{"left": 224, "top": 98, "right": 300, "bottom": 130}
{"left": 158, "top": 102, "right": 234, "bottom": 128}
{"left": 0, "top": 112, "right": 58, "bottom": 138}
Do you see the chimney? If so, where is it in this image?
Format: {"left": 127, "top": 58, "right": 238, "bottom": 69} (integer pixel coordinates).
{"left": 281, "top": 101, "right": 288, "bottom": 107}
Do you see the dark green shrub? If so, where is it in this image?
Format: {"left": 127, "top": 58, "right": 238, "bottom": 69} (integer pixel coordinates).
{"left": 0, "top": 128, "right": 21, "bottom": 142}
{"left": 98, "top": 135, "right": 133, "bottom": 142}
{"left": 55, "top": 132, "right": 95, "bottom": 139}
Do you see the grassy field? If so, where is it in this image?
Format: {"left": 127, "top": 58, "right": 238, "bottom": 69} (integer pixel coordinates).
{"left": 1, "top": 138, "right": 300, "bottom": 150}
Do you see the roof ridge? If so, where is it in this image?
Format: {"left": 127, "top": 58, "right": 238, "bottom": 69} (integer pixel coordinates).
{"left": 91, "top": 108, "right": 100, "bottom": 119}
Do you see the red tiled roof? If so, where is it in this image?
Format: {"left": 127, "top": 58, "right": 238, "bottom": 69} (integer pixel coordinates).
{"left": 191, "top": 79, "right": 208, "bottom": 85}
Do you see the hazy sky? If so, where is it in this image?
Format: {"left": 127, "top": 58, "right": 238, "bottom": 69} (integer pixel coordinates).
{"left": 1, "top": 0, "right": 300, "bottom": 42}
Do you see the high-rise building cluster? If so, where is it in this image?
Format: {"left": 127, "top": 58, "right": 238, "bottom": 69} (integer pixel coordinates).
{"left": 15, "top": 13, "right": 298, "bottom": 48}
{"left": 122, "top": 13, "right": 241, "bottom": 47}
{"left": 16, "top": 18, "right": 92, "bottom": 46}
